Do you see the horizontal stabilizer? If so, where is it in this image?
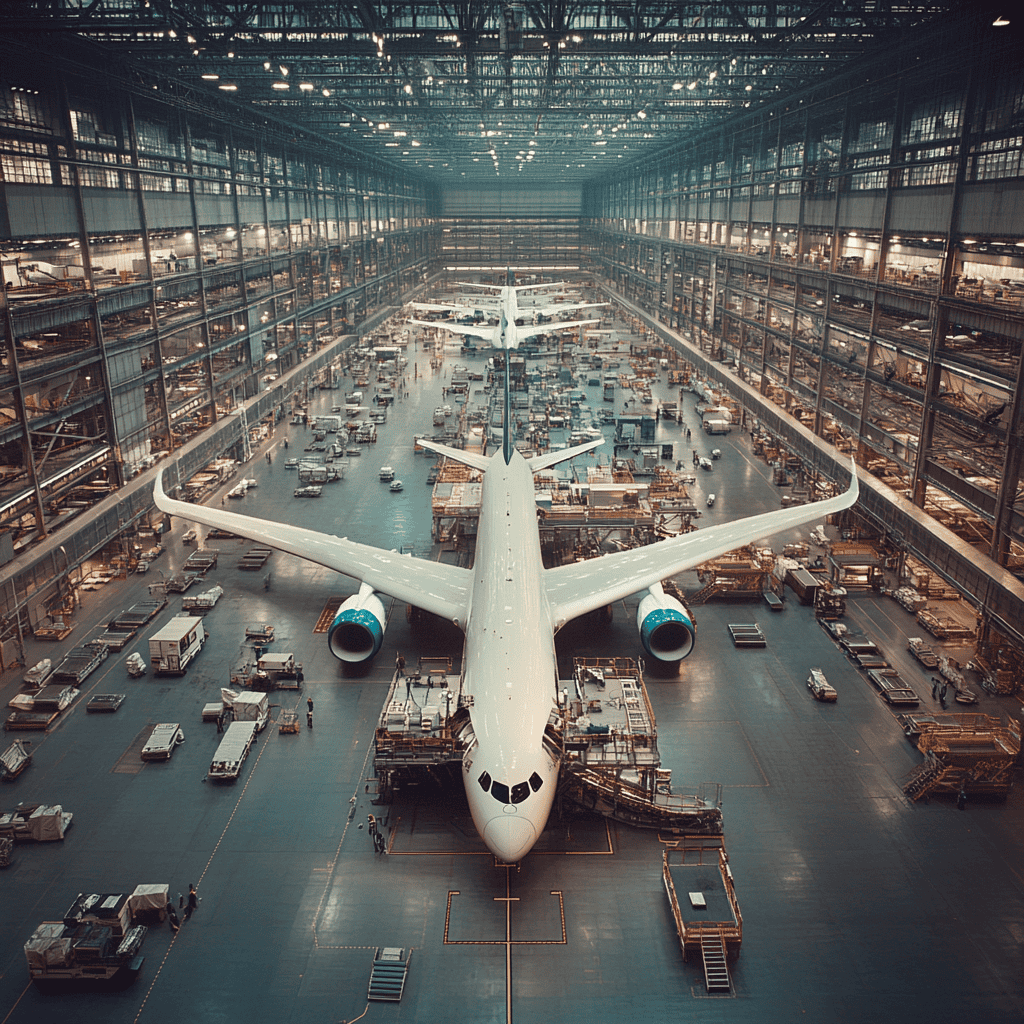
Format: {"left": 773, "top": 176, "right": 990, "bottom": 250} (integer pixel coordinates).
{"left": 417, "top": 439, "right": 491, "bottom": 473}
{"left": 527, "top": 438, "right": 604, "bottom": 473}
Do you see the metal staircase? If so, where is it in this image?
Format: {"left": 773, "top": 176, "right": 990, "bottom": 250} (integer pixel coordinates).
{"left": 367, "top": 947, "right": 410, "bottom": 1002}
{"left": 903, "top": 757, "right": 948, "bottom": 801}
{"left": 700, "top": 930, "right": 731, "bottom": 992}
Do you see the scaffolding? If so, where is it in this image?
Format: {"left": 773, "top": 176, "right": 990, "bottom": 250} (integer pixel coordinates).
{"left": 903, "top": 714, "right": 1020, "bottom": 801}
{"left": 689, "top": 546, "right": 775, "bottom": 604}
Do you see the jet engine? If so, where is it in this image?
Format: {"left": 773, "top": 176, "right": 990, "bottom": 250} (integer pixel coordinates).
{"left": 636, "top": 582, "right": 696, "bottom": 662}
{"left": 328, "top": 584, "right": 386, "bottom": 663}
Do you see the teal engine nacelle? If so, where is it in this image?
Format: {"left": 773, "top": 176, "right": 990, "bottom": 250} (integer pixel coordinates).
{"left": 636, "top": 583, "right": 696, "bottom": 662}
{"left": 328, "top": 587, "right": 386, "bottom": 663}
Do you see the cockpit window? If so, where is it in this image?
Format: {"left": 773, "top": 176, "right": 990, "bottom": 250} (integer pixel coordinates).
{"left": 490, "top": 780, "right": 510, "bottom": 804}
{"left": 478, "top": 771, "right": 492, "bottom": 792}
{"left": 510, "top": 781, "right": 530, "bottom": 804}
{"left": 529, "top": 772, "right": 543, "bottom": 792}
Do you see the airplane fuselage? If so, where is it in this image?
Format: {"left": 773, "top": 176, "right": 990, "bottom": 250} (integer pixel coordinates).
{"left": 460, "top": 448, "right": 560, "bottom": 862}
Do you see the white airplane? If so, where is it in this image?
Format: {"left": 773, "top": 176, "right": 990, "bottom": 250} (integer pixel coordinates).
{"left": 408, "top": 272, "right": 604, "bottom": 346}
{"left": 153, "top": 347, "right": 859, "bottom": 865}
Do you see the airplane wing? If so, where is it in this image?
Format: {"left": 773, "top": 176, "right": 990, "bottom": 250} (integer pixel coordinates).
{"left": 544, "top": 459, "right": 860, "bottom": 628}
{"left": 152, "top": 473, "right": 472, "bottom": 625}
{"left": 513, "top": 318, "right": 600, "bottom": 343}
{"left": 514, "top": 281, "right": 566, "bottom": 292}
{"left": 531, "top": 301, "right": 607, "bottom": 318}
{"left": 407, "top": 318, "right": 498, "bottom": 343}
{"left": 409, "top": 301, "right": 474, "bottom": 313}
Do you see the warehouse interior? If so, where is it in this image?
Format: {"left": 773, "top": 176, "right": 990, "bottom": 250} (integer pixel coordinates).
{"left": 1, "top": 3, "right": 1023, "bottom": 1022}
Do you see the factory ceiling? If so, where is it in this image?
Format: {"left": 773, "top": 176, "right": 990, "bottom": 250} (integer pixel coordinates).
{"left": 7, "top": 1, "right": 1002, "bottom": 186}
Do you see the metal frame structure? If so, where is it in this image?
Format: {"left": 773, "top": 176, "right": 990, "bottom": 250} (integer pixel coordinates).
{"left": 6, "top": 1, "right": 971, "bottom": 185}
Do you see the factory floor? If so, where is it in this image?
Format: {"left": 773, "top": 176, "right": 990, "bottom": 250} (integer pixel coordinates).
{"left": 1, "top": 336, "right": 1022, "bottom": 1024}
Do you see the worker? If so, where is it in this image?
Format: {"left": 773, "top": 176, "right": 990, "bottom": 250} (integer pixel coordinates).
{"left": 396, "top": 653, "right": 405, "bottom": 679}
{"left": 283, "top": 438, "right": 288, "bottom": 449}
{"left": 307, "top": 696, "right": 314, "bottom": 713}
{"left": 166, "top": 903, "right": 180, "bottom": 934}
{"left": 185, "top": 885, "right": 198, "bottom": 920}
{"left": 307, "top": 709, "right": 313, "bottom": 729}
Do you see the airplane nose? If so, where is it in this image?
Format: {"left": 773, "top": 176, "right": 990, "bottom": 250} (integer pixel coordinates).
{"left": 483, "top": 815, "right": 537, "bottom": 862}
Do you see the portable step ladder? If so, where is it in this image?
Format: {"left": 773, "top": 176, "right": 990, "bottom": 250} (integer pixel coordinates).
{"left": 367, "top": 946, "right": 410, "bottom": 1002}
{"left": 700, "top": 931, "right": 731, "bottom": 992}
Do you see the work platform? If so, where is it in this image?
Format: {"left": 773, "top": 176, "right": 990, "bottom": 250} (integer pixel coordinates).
{"left": 663, "top": 837, "right": 743, "bottom": 992}
{"left": 372, "top": 655, "right": 722, "bottom": 834}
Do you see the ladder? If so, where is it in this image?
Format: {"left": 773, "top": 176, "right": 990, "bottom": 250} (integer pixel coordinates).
{"left": 700, "top": 931, "right": 731, "bottom": 992}
{"left": 689, "top": 578, "right": 719, "bottom": 605}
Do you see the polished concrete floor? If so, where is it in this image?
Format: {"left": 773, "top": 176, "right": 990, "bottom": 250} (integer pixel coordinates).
{"left": 1, "top": 335, "right": 1022, "bottom": 1024}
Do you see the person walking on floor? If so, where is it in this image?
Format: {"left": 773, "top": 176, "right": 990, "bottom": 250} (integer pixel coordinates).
{"left": 166, "top": 904, "right": 180, "bottom": 934}
{"left": 185, "top": 884, "right": 198, "bottom": 920}
{"left": 307, "top": 696, "right": 314, "bottom": 713}
{"left": 396, "top": 653, "right": 405, "bottom": 679}
{"left": 307, "top": 709, "right": 313, "bottom": 729}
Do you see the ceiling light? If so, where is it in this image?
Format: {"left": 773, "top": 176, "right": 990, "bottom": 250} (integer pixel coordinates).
{"left": 201, "top": 73, "right": 219, "bottom": 80}
{"left": 218, "top": 84, "right": 238, "bottom": 92}
{"left": 299, "top": 82, "right": 314, "bottom": 91}
{"left": 279, "top": 65, "right": 289, "bottom": 76}
{"left": 271, "top": 82, "right": 289, "bottom": 90}
{"left": 672, "top": 82, "right": 683, "bottom": 91}
{"left": 403, "top": 84, "right": 413, "bottom": 94}
{"left": 263, "top": 61, "right": 272, "bottom": 71}
{"left": 322, "top": 88, "right": 331, "bottom": 97}
{"left": 992, "top": 15, "right": 1010, "bottom": 26}
{"left": 637, "top": 110, "right": 647, "bottom": 119}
